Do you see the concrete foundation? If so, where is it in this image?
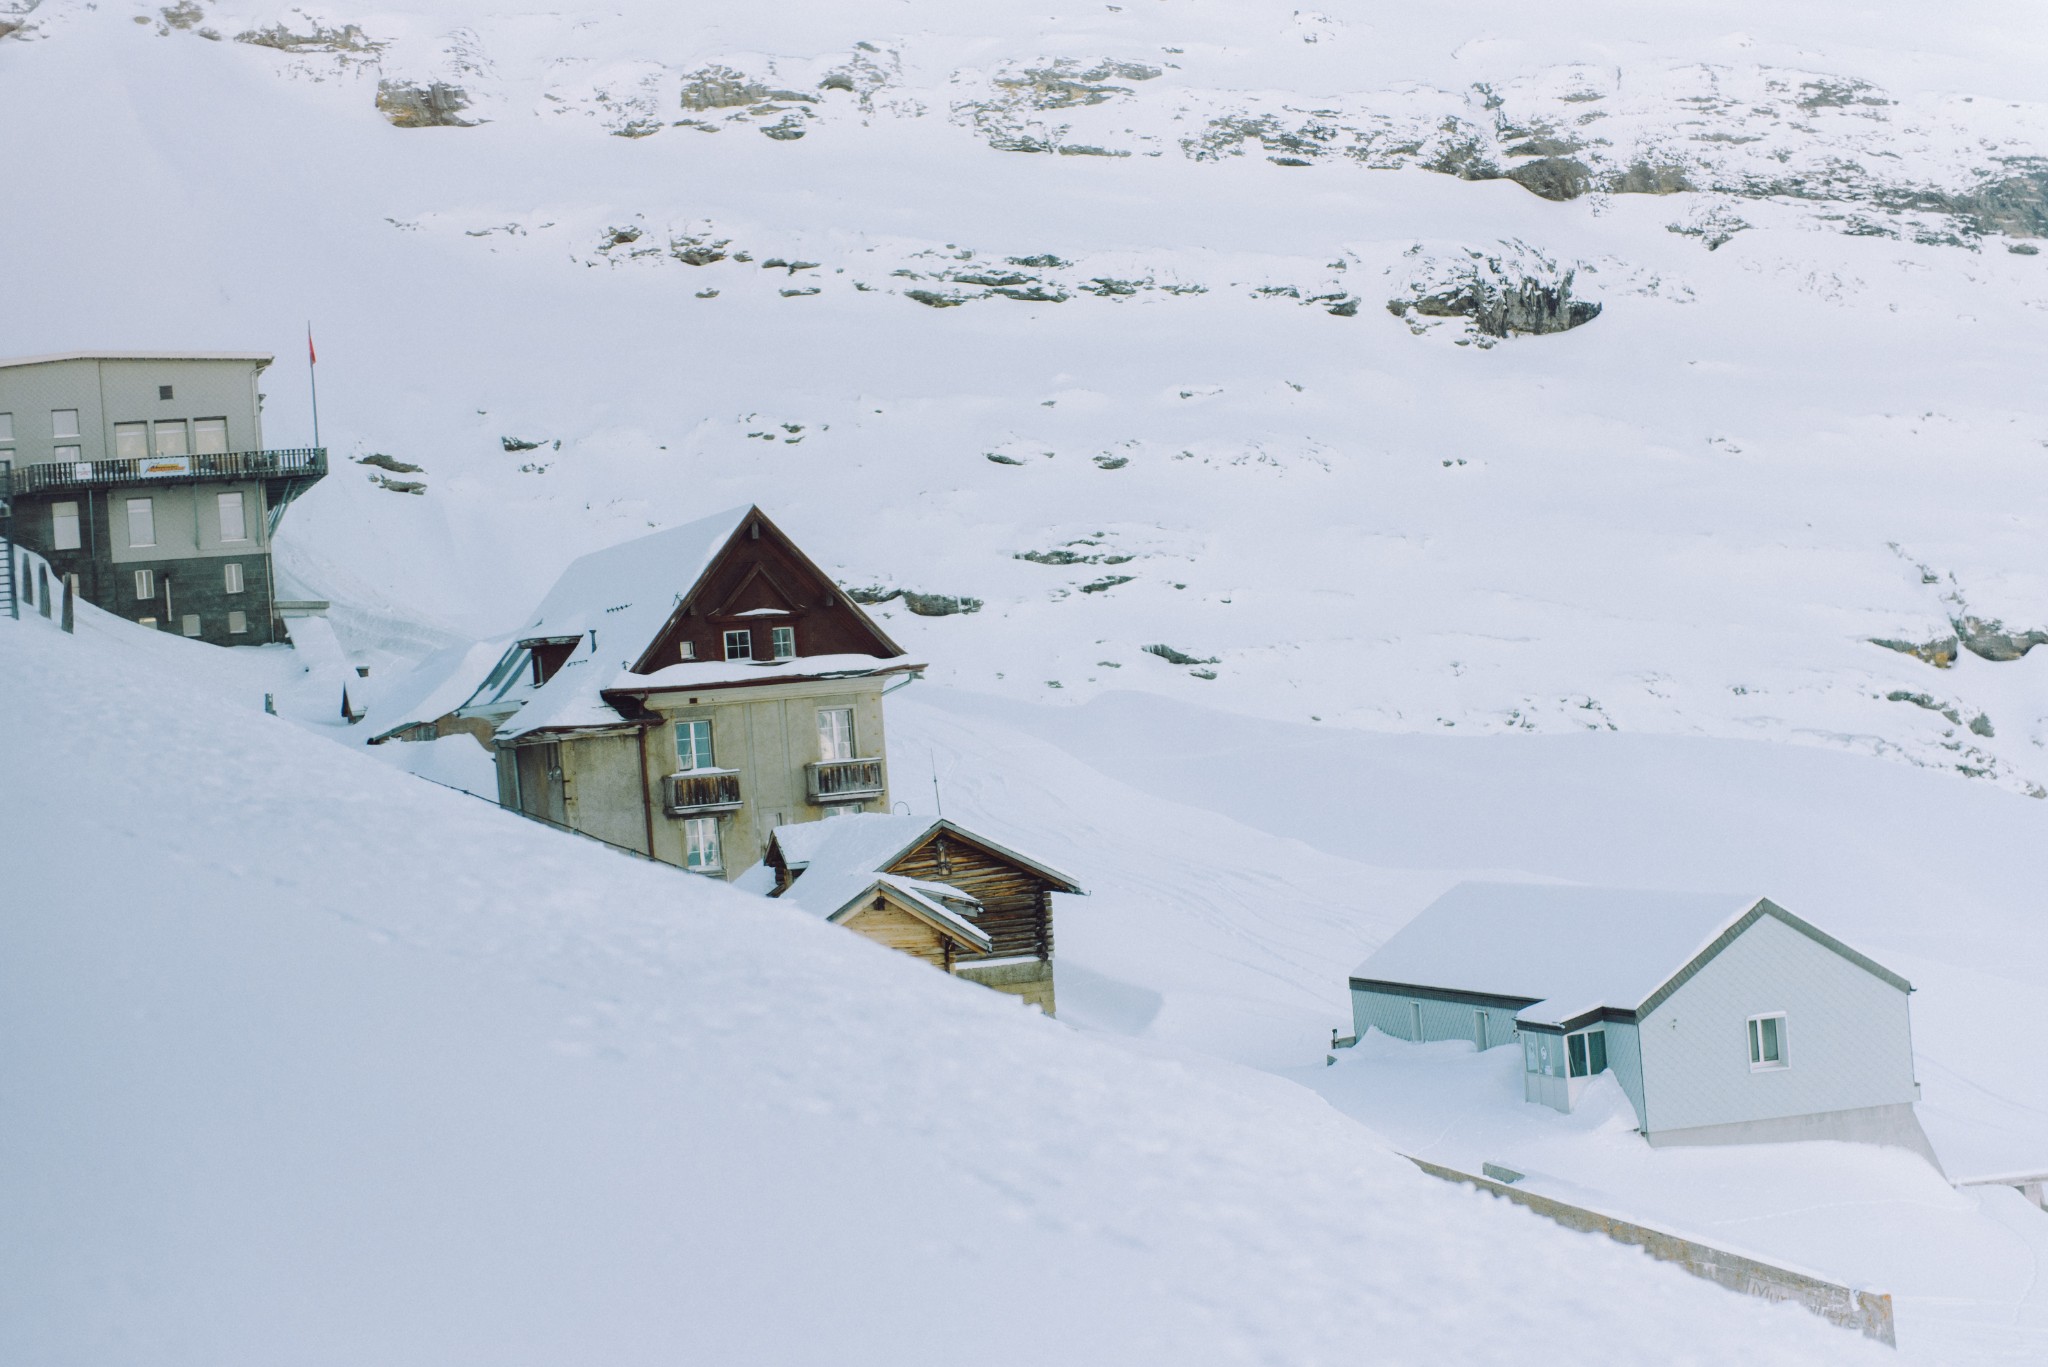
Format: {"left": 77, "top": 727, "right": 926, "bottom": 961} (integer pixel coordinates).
{"left": 956, "top": 958, "right": 1056, "bottom": 1015}
{"left": 1647, "top": 1101, "right": 1942, "bottom": 1172}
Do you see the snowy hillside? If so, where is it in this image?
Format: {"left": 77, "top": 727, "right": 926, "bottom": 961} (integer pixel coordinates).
{"left": 7, "top": 2, "right": 2048, "bottom": 1360}
{"left": 3, "top": 1, "right": 2048, "bottom": 791}
{"left": 0, "top": 596, "right": 1888, "bottom": 1366}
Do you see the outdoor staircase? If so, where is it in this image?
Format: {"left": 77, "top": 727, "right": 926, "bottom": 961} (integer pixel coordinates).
{"left": 1, "top": 459, "right": 17, "bottom": 621}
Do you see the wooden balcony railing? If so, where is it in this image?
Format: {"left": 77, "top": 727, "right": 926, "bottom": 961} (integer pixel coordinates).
{"left": 664, "top": 769, "right": 743, "bottom": 815}
{"left": 807, "top": 757, "right": 885, "bottom": 804}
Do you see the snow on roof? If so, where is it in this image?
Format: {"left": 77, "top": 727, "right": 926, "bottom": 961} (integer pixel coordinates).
{"left": 768, "top": 814, "right": 992, "bottom": 950}
{"left": 517, "top": 506, "right": 754, "bottom": 663}
{"left": 1352, "top": 883, "right": 1764, "bottom": 1028}
{"left": 367, "top": 636, "right": 517, "bottom": 741}
{"left": 0, "top": 350, "right": 273, "bottom": 369}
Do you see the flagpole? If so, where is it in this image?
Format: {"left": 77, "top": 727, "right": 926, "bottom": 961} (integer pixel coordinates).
{"left": 306, "top": 322, "right": 321, "bottom": 450}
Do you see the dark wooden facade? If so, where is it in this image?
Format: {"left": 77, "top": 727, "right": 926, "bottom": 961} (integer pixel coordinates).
{"left": 634, "top": 511, "right": 901, "bottom": 673}
{"left": 886, "top": 829, "right": 1056, "bottom": 966}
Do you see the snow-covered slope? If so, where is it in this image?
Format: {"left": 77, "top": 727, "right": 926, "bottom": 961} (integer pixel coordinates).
{"left": 5, "top": 1, "right": 2048, "bottom": 791}
{"left": 0, "top": 600, "right": 1885, "bottom": 1366}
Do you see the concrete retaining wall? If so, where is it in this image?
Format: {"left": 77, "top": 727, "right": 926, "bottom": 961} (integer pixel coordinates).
{"left": 1405, "top": 1156, "right": 1895, "bottom": 1346}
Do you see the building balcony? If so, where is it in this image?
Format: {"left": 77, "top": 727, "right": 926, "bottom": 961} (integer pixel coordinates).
{"left": 664, "top": 769, "right": 743, "bottom": 816}
{"left": 5, "top": 446, "right": 328, "bottom": 495}
{"left": 808, "top": 757, "right": 886, "bottom": 805}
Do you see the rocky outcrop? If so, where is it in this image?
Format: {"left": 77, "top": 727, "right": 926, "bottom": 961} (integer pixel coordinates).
{"left": 1388, "top": 243, "right": 1601, "bottom": 341}
{"left": 237, "top": 20, "right": 385, "bottom": 57}
{"left": 1871, "top": 635, "right": 1959, "bottom": 668}
{"left": 1953, "top": 615, "right": 2048, "bottom": 662}
{"left": 376, "top": 80, "right": 476, "bottom": 128}
{"left": 355, "top": 453, "right": 422, "bottom": 474}
{"left": 844, "top": 587, "right": 983, "bottom": 616}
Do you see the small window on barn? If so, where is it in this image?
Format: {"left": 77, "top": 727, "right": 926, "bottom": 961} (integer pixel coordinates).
{"left": 228, "top": 610, "right": 248, "bottom": 635}
{"left": 52, "top": 502, "right": 81, "bottom": 552}
{"left": 217, "top": 491, "right": 247, "bottom": 542}
{"left": 679, "top": 640, "right": 696, "bottom": 661}
{"left": 683, "top": 816, "right": 722, "bottom": 873}
{"left": 159, "top": 385, "right": 175, "bottom": 401}
{"left": 223, "top": 562, "right": 245, "bottom": 594}
{"left": 126, "top": 498, "right": 155, "bottom": 548}
{"left": 723, "top": 628, "right": 752, "bottom": 661}
{"left": 181, "top": 614, "right": 201, "bottom": 637}
{"left": 771, "top": 625, "right": 795, "bottom": 659}
{"left": 133, "top": 568, "right": 155, "bottom": 600}
{"left": 1748, "top": 1014, "right": 1788, "bottom": 1070}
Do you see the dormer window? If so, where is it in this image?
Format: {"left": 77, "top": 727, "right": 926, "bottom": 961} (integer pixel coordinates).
{"left": 771, "top": 625, "right": 795, "bottom": 660}
{"left": 723, "top": 629, "right": 752, "bottom": 661}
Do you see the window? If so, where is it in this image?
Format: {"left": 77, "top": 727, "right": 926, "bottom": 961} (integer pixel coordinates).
{"left": 228, "top": 610, "right": 247, "bottom": 635}
{"left": 675, "top": 718, "right": 714, "bottom": 771}
{"left": 223, "top": 562, "right": 245, "bottom": 594}
{"left": 217, "top": 491, "right": 247, "bottom": 542}
{"left": 154, "top": 421, "right": 188, "bottom": 458}
{"left": 1748, "top": 1014, "right": 1788, "bottom": 1070}
{"left": 159, "top": 384, "right": 174, "bottom": 401}
{"left": 678, "top": 640, "right": 696, "bottom": 661}
{"left": 0, "top": 412, "right": 13, "bottom": 442}
{"left": 51, "top": 409, "right": 79, "bottom": 439}
{"left": 138, "top": 616, "right": 157, "bottom": 629}
{"left": 1567, "top": 1028, "right": 1608, "bottom": 1078}
{"left": 817, "top": 706, "right": 854, "bottom": 761}
{"left": 55, "top": 445, "right": 81, "bottom": 465}
{"left": 114, "top": 423, "right": 149, "bottom": 459}
{"left": 821, "top": 802, "right": 860, "bottom": 818}
{"left": 181, "top": 614, "right": 201, "bottom": 637}
{"left": 683, "top": 816, "right": 721, "bottom": 872}
{"left": 52, "top": 502, "right": 80, "bottom": 552}
{"left": 133, "top": 568, "right": 155, "bottom": 600}
{"left": 771, "top": 625, "right": 795, "bottom": 660}
{"left": 194, "top": 418, "right": 228, "bottom": 455}
{"left": 126, "top": 498, "right": 155, "bottom": 548}
{"left": 722, "top": 628, "right": 752, "bottom": 660}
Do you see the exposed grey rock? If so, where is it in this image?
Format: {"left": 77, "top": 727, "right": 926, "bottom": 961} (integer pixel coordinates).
{"left": 1388, "top": 244, "right": 1601, "bottom": 339}
{"left": 1017, "top": 548, "right": 1133, "bottom": 565}
{"left": 1142, "top": 643, "right": 1219, "bottom": 666}
{"left": 1504, "top": 157, "right": 1593, "bottom": 201}
{"left": 355, "top": 453, "right": 422, "bottom": 474}
{"left": 1079, "top": 575, "right": 1135, "bottom": 594}
{"left": 376, "top": 80, "right": 477, "bottom": 128}
{"left": 372, "top": 475, "right": 426, "bottom": 495}
{"left": 985, "top": 452, "right": 1026, "bottom": 465}
{"left": 845, "top": 587, "right": 982, "bottom": 615}
{"left": 1885, "top": 690, "right": 1961, "bottom": 724}
{"left": 1953, "top": 614, "right": 2048, "bottom": 661}
{"left": 1969, "top": 713, "right": 1996, "bottom": 737}
{"left": 668, "top": 232, "right": 731, "bottom": 266}
{"left": 159, "top": 2, "right": 203, "bottom": 30}
{"left": 1610, "top": 162, "right": 1695, "bottom": 195}
{"left": 1871, "top": 635, "right": 1959, "bottom": 668}
{"left": 236, "top": 20, "right": 385, "bottom": 55}
{"left": 1092, "top": 454, "right": 1129, "bottom": 468}
{"left": 906, "top": 289, "right": 977, "bottom": 307}
{"left": 500, "top": 436, "right": 542, "bottom": 452}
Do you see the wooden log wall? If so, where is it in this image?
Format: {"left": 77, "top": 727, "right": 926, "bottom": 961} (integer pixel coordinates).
{"left": 887, "top": 832, "right": 1053, "bottom": 963}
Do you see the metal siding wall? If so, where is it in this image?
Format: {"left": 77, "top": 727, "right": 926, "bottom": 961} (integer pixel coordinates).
{"left": 1637, "top": 916, "right": 1916, "bottom": 1133}
{"left": 1350, "top": 988, "right": 1520, "bottom": 1049}
{"left": 1603, "top": 1021, "right": 1649, "bottom": 1129}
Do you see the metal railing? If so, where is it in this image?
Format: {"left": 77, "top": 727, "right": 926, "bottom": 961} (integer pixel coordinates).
{"left": 4, "top": 447, "right": 327, "bottom": 495}
{"left": 807, "top": 757, "right": 886, "bottom": 804}
{"left": 663, "top": 769, "right": 743, "bottom": 815}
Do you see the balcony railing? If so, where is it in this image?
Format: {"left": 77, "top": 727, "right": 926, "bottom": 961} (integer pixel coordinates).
{"left": 664, "top": 769, "right": 743, "bottom": 816}
{"left": 4, "top": 447, "right": 327, "bottom": 495}
{"left": 807, "top": 757, "right": 886, "bottom": 805}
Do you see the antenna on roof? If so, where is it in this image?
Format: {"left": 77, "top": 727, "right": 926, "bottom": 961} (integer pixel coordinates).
{"left": 930, "top": 748, "right": 943, "bottom": 818}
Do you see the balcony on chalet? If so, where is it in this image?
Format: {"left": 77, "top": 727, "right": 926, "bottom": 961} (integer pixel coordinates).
{"left": 4, "top": 448, "right": 328, "bottom": 534}
{"left": 807, "top": 757, "right": 886, "bottom": 805}
{"left": 664, "top": 769, "right": 744, "bottom": 816}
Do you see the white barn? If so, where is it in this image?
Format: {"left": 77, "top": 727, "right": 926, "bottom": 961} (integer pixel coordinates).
{"left": 1349, "top": 884, "right": 1936, "bottom": 1164}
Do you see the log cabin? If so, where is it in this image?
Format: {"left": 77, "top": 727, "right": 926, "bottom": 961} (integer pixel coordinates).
{"left": 765, "top": 814, "right": 1085, "bottom": 1013}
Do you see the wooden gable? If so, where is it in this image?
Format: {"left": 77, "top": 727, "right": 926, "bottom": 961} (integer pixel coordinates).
{"left": 881, "top": 827, "right": 1072, "bottom": 964}
{"left": 631, "top": 508, "right": 903, "bottom": 674}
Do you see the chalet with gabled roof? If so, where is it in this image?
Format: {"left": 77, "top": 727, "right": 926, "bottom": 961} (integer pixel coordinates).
{"left": 765, "top": 814, "right": 1085, "bottom": 1014}
{"left": 401, "top": 505, "right": 923, "bottom": 877}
